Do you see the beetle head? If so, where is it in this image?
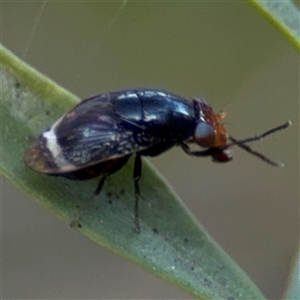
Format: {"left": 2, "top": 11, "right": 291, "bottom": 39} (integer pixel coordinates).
{"left": 192, "top": 98, "right": 228, "bottom": 147}
{"left": 191, "top": 98, "right": 232, "bottom": 163}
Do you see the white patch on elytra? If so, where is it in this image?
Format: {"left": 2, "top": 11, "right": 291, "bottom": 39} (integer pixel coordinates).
{"left": 43, "top": 128, "right": 59, "bottom": 155}
{"left": 42, "top": 127, "right": 72, "bottom": 169}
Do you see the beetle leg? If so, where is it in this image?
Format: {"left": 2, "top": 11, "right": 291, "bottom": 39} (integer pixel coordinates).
{"left": 133, "top": 155, "right": 142, "bottom": 232}
{"left": 183, "top": 137, "right": 194, "bottom": 144}
{"left": 69, "top": 176, "right": 107, "bottom": 228}
{"left": 93, "top": 174, "right": 108, "bottom": 196}
{"left": 181, "top": 142, "right": 217, "bottom": 157}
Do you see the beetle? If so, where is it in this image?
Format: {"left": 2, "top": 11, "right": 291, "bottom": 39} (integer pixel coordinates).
{"left": 24, "top": 88, "right": 290, "bottom": 231}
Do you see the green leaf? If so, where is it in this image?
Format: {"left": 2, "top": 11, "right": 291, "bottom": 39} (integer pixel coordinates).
{"left": 284, "top": 244, "right": 300, "bottom": 300}
{"left": 247, "top": 0, "right": 300, "bottom": 51}
{"left": 0, "top": 44, "right": 266, "bottom": 299}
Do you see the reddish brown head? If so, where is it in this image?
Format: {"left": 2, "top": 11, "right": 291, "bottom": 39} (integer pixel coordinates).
{"left": 192, "top": 98, "right": 228, "bottom": 148}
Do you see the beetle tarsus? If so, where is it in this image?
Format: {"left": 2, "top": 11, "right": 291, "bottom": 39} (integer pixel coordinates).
{"left": 133, "top": 155, "right": 142, "bottom": 232}
{"left": 134, "top": 196, "right": 141, "bottom": 233}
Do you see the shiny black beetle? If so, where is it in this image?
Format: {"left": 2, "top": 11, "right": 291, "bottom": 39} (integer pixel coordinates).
{"left": 24, "top": 88, "right": 290, "bottom": 231}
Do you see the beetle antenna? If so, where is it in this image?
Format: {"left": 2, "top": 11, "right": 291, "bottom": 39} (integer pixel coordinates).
{"left": 228, "top": 120, "right": 291, "bottom": 167}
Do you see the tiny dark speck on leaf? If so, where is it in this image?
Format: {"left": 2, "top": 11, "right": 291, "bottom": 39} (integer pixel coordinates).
{"left": 120, "top": 189, "right": 125, "bottom": 195}
{"left": 108, "top": 200, "right": 113, "bottom": 204}
{"left": 184, "top": 238, "right": 188, "bottom": 243}
{"left": 77, "top": 223, "right": 82, "bottom": 228}
{"left": 76, "top": 205, "right": 80, "bottom": 209}
{"left": 204, "top": 278, "right": 212, "bottom": 287}
{"left": 106, "top": 191, "right": 112, "bottom": 197}
{"left": 45, "top": 110, "right": 50, "bottom": 116}
{"left": 15, "top": 82, "right": 21, "bottom": 88}
{"left": 152, "top": 228, "right": 158, "bottom": 234}
{"left": 191, "top": 266, "right": 195, "bottom": 271}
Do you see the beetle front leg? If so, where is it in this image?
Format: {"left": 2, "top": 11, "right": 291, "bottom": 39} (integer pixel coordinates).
{"left": 133, "top": 155, "right": 142, "bottom": 232}
{"left": 181, "top": 142, "right": 215, "bottom": 157}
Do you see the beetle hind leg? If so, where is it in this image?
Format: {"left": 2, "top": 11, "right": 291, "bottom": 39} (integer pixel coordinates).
{"left": 69, "top": 173, "right": 109, "bottom": 228}
{"left": 93, "top": 174, "right": 108, "bottom": 196}
{"left": 70, "top": 156, "right": 131, "bottom": 228}
{"left": 133, "top": 155, "right": 142, "bottom": 232}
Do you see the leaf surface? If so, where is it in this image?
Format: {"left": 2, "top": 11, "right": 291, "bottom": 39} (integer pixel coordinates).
{"left": 0, "top": 44, "right": 265, "bottom": 299}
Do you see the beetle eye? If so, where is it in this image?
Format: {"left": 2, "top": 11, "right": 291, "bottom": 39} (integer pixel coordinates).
{"left": 194, "top": 122, "right": 215, "bottom": 148}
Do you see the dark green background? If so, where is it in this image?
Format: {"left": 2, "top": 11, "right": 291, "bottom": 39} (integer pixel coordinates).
{"left": 1, "top": 1, "right": 299, "bottom": 299}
